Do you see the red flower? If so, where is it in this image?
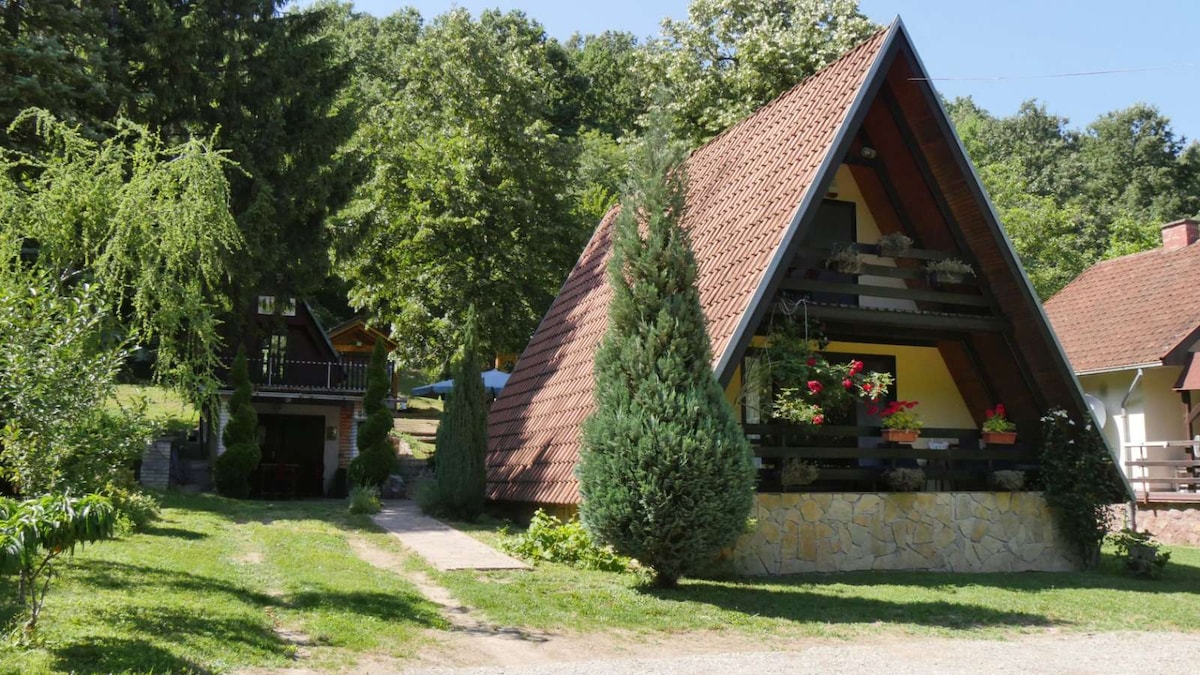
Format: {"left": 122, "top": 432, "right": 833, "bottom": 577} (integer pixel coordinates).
{"left": 862, "top": 383, "right": 873, "bottom": 393}
{"left": 995, "top": 403, "right": 1006, "bottom": 416}
{"left": 906, "top": 401, "right": 917, "bottom": 409}
{"left": 812, "top": 414, "right": 825, "bottom": 425}
{"left": 986, "top": 408, "right": 995, "bottom": 418}
{"left": 806, "top": 357, "right": 817, "bottom": 366}
{"left": 849, "top": 360, "right": 863, "bottom": 375}
{"left": 807, "top": 380, "right": 823, "bottom": 394}
{"left": 867, "top": 405, "right": 879, "bottom": 415}
{"left": 843, "top": 378, "right": 853, "bottom": 390}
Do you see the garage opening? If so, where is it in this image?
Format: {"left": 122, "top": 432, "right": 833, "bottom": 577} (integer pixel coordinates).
{"left": 256, "top": 414, "right": 326, "bottom": 498}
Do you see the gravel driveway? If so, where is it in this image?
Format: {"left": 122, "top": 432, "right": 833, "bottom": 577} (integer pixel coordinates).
{"left": 406, "top": 631, "right": 1200, "bottom": 675}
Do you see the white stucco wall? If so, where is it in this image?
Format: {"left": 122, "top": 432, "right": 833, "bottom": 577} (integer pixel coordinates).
{"left": 1078, "top": 366, "right": 1189, "bottom": 484}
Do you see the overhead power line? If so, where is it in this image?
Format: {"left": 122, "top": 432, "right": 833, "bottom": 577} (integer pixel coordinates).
{"left": 910, "top": 64, "right": 1194, "bottom": 82}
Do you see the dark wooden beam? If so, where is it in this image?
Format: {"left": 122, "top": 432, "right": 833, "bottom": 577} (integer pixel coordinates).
{"left": 789, "top": 303, "right": 1008, "bottom": 333}
{"left": 781, "top": 278, "right": 991, "bottom": 307}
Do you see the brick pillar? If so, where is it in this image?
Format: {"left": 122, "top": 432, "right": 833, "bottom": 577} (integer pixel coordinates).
{"left": 338, "top": 404, "right": 355, "bottom": 468}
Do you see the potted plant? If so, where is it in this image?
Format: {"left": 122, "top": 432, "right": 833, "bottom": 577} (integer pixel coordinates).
{"left": 884, "top": 467, "right": 925, "bottom": 492}
{"left": 988, "top": 469, "right": 1025, "bottom": 491}
{"left": 982, "top": 403, "right": 1017, "bottom": 444}
{"left": 878, "top": 400, "right": 922, "bottom": 443}
{"left": 826, "top": 244, "right": 865, "bottom": 274}
{"left": 876, "top": 232, "right": 913, "bottom": 257}
{"left": 781, "top": 458, "right": 820, "bottom": 487}
{"left": 925, "top": 258, "right": 975, "bottom": 284}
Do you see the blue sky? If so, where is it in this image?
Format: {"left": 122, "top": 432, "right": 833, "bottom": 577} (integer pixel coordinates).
{"left": 329, "top": 1, "right": 1200, "bottom": 143}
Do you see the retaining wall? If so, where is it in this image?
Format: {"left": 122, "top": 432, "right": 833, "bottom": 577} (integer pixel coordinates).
{"left": 729, "top": 492, "right": 1076, "bottom": 574}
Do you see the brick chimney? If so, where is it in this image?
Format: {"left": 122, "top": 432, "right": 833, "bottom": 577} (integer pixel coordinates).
{"left": 1161, "top": 218, "right": 1199, "bottom": 250}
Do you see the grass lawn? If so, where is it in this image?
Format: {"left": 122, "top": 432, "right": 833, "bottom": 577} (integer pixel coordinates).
{"left": 0, "top": 494, "right": 443, "bottom": 674}
{"left": 111, "top": 384, "right": 199, "bottom": 436}
{"left": 440, "top": 527, "right": 1200, "bottom": 640}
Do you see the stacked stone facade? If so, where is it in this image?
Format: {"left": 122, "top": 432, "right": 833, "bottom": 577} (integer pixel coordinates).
{"left": 729, "top": 492, "right": 1076, "bottom": 574}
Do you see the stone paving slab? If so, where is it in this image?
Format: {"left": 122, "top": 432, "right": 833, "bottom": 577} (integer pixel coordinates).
{"left": 372, "top": 501, "right": 529, "bottom": 571}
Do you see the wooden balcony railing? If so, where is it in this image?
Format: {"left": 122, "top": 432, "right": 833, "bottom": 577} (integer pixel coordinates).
{"left": 746, "top": 423, "right": 1038, "bottom": 492}
{"left": 240, "top": 358, "right": 391, "bottom": 394}
{"left": 1124, "top": 440, "right": 1200, "bottom": 503}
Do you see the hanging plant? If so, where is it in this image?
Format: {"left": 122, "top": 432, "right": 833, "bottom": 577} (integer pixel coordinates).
{"left": 746, "top": 317, "right": 893, "bottom": 427}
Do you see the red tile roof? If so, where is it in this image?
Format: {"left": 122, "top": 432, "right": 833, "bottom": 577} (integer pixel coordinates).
{"left": 485, "top": 27, "right": 892, "bottom": 505}
{"left": 1045, "top": 241, "right": 1200, "bottom": 373}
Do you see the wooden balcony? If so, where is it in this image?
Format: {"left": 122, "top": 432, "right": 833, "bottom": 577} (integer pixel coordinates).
{"left": 1125, "top": 441, "right": 1200, "bottom": 504}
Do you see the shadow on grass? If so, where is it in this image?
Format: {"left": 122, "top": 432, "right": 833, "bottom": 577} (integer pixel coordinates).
{"left": 54, "top": 637, "right": 212, "bottom": 675}
{"left": 645, "top": 580, "right": 1054, "bottom": 630}
{"left": 140, "top": 524, "right": 209, "bottom": 540}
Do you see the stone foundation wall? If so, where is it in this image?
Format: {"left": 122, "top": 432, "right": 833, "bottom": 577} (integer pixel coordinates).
{"left": 730, "top": 492, "right": 1076, "bottom": 574}
{"left": 1129, "top": 503, "right": 1200, "bottom": 546}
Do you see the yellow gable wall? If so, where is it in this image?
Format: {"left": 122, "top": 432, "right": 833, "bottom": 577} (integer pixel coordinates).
{"left": 826, "top": 341, "right": 974, "bottom": 430}
{"left": 831, "top": 164, "right": 916, "bottom": 311}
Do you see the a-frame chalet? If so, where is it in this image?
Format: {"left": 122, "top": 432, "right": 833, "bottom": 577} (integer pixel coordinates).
{"left": 487, "top": 20, "right": 1125, "bottom": 573}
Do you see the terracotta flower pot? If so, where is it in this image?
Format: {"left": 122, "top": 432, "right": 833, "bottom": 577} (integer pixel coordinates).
{"left": 982, "top": 431, "right": 1017, "bottom": 445}
{"left": 882, "top": 429, "right": 919, "bottom": 443}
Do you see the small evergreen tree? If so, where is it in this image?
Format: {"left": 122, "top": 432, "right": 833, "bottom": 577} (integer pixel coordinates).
{"left": 577, "top": 107, "right": 756, "bottom": 588}
{"left": 349, "top": 340, "right": 396, "bottom": 488}
{"left": 432, "top": 306, "right": 488, "bottom": 520}
{"left": 214, "top": 347, "right": 261, "bottom": 498}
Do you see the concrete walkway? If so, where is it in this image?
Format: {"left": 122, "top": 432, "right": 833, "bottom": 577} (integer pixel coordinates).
{"left": 372, "top": 500, "right": 529, "bottom": 571}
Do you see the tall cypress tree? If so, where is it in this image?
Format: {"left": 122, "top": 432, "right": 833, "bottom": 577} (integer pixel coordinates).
{"left": 577, "top": 107, "right": 756, "bottom": 588}
{"left": 432, "top": 306, "right": 488, "bottom": 520}
{"left": 214, "top": 347, "right": 261, "bottom": 498}
{"left": 349, "top": 340, "right": 396, "bottom": 488}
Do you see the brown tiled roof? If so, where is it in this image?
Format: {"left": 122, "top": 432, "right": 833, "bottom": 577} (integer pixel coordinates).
{"left": 485, "top": 27, "right": 892, "bottom": 505}
{"left": 1045, "top": 242, "right": 1200, "bottom": 374}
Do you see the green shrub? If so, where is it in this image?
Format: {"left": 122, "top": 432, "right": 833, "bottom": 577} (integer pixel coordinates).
{"left": 349, "top": 341, "right": 397, "bottom": 488}
{"left": 0, "top": 493, "right": 117, "bottom": 634}
{"left": 348, "top": 485, "right": 382, "bottom": 515}
{"left": 577, "top": 111, "right": 756, "bottom": 588}
{"left": 431, "top": 306, "right": 487, "bottom": 521}
{"left": 501, "top": 510, "right": 628, "bottom": 572}
{"left": 107, "top": 485, "right": 161, "bottom": 532}
{"left": 413, "top": 479, "right": 444, "bottom": 516}
{"left": 214, "top": 347, "right": 260, "bottom": 498}
{"left": 1109, "top": 528, "right": 1171, "bottom": 579}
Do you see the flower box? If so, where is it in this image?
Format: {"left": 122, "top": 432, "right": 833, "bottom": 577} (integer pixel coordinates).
{"left": 982, "top": 431, "right": 1017, "bottom": 445}
{"left": 882, "top": 429, "right": 919, "bottom": 443}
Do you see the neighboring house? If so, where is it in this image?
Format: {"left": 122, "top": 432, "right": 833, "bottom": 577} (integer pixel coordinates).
{"left": 204, "top": 297, "right": 392, "bottom": 498}
{"left": 1045, "top": 219, "right": 1200, "bottom": 543}
{"left": 487, "top": 19, "right": 1125, "bottom": 574}
{"left": 327, "top": 315, "right": 403, "bottom": 401}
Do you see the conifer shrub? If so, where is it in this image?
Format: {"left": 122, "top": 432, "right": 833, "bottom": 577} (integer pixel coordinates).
{"left": 577, "top": 110, "right": 756, "bottom": 588}
{"left": 430, "top": 307, "right": 488, "bottom": 520}
{"left": 214, "top": 347, "right": 260, "bottom": 498}
{"left": 349, "top": 340, "right": 397, "bottom": 488}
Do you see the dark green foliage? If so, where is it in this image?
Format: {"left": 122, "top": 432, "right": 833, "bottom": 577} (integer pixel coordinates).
{"left": 501, "top": 509, "right": 629, "bottom": 572}
{"left": 349, "top": 340, "right": 396, "bottom": 488}
{"left": 214, "top": 348, "right": 260, "bottom": 499}
{"left": 0, "top": 493, "right": 117, "bottom": 634}
{"left": 1108, "top": 528, "right": 1171, "bottom": 579}
{"left": 1039, "top": 409, "right": 1127, "bottom": 568}
{"left": 577, "top": 108, "right": 756, "bottom": 588}
{"left": 431, "top": 307, "right": 488, "bottom": 521}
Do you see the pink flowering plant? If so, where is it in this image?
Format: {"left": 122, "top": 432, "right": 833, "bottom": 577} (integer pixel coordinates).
{"left": 875, "top": 400, "right": 922, "bottom": 431}
{"left": 754, "top": 320, "right": 893, "bottom": 427}
{"left": 982, "top": 403, "right": 1016, "bottom": 433}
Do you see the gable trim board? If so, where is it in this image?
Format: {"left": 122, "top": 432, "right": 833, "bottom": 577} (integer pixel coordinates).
{"left": 486, "top": 19, "right": 1131, "bottom": 505}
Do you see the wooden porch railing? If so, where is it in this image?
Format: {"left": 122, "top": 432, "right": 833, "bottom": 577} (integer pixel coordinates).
{"left": 746, "top": 423, "right": 1037, "bottom": 492}
{"left": 1124, "top": 440, "right": 1200, "bottom": 503}
{"left": 241, "top": 358, "right": 392, "bottom": 394}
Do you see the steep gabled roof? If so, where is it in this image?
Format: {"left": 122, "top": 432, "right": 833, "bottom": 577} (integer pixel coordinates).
{"left": 1045, "top": 241, "right": 1200, "bottom": 374}
{"left": 487, "top": 19, "right": 1114, "bottom": 505}
{"left": 486, "top": 27, "right": 893, "bottom": 505}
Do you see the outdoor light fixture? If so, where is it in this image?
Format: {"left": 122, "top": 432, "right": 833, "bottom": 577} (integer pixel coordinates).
{"left": 860, "top": 146, "right": 878, "bottom": 159}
